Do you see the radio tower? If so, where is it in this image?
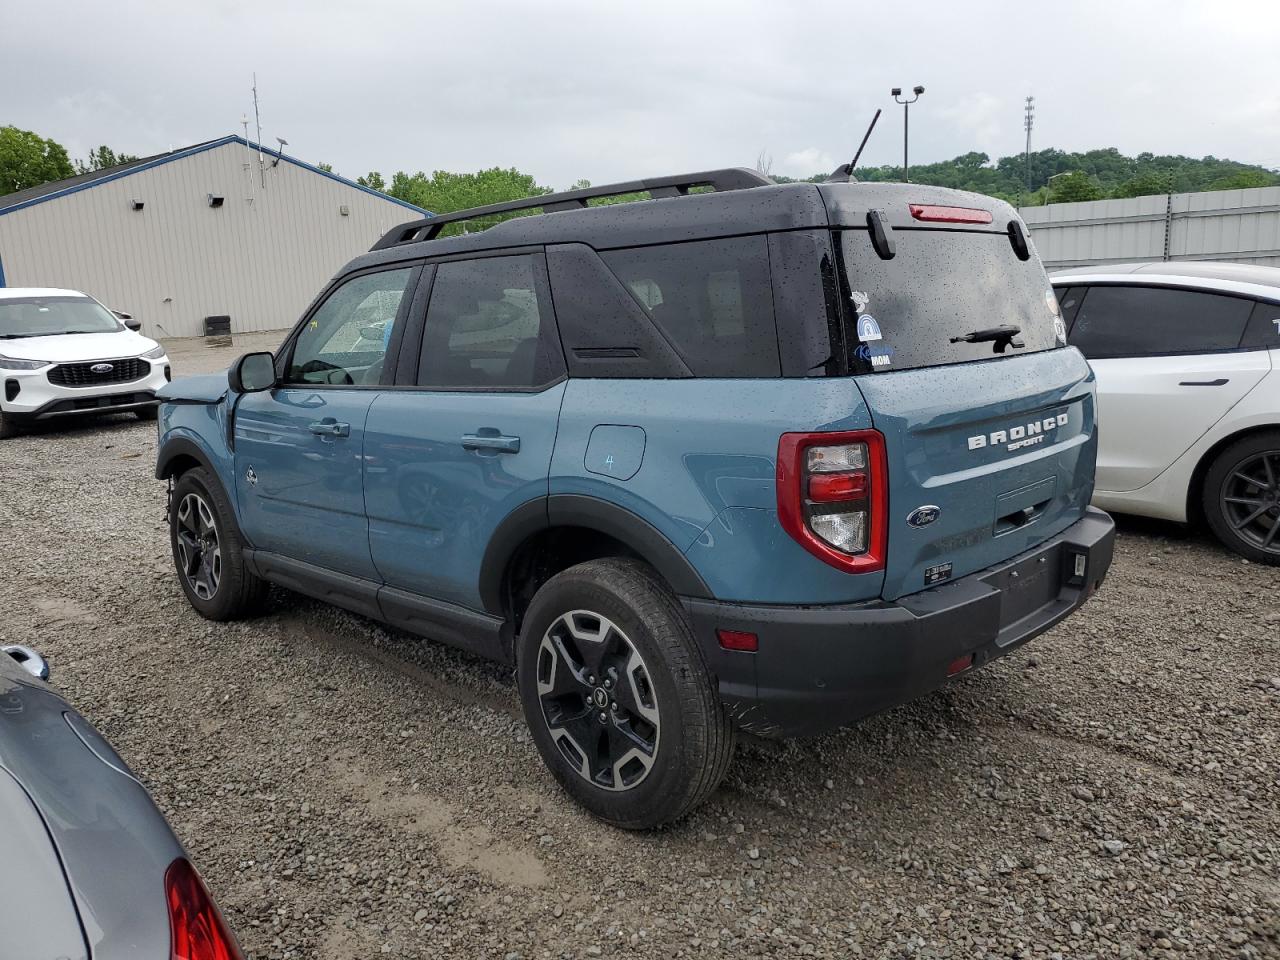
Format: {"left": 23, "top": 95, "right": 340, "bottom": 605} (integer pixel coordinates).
{"left": 1023, "top": 96, "right": 1036, "bottom": 198}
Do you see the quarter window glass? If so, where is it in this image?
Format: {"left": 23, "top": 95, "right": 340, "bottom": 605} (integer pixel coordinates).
{"left": 286, "top": 269, "right": 413, "bottom": 385}
{"left": 418, "top": 255, "right": 557, "bottom": 388}
{"left": 1241, "top": 300, "right": 1280, "bottom": 350}
{"left": 601, "top": 236, "right": 780, "bottom": 377}
{"left": 1069, "top": 285, "right": 1253, "bottom": 359}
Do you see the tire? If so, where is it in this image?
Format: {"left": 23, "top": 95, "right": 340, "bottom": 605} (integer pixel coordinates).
{"left": 1202, "top": 430, "right": 1280, "bottom": 565}
{"left": 170, "top": 467, "right": 269, "bottom": 619}
{"left": 0, "top": 411, "right": 20, "bottom": 439}
{"left": 516, "top": 558, "right": 735, "bottom": 829}
{"left": 135, "top": 405, "right": 159, "bottom": 421}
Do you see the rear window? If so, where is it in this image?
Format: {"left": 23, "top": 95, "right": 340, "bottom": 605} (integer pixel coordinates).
{"left": 601, "top": 236, "right": 780, "bottom": 377}
{"left": 835, "top": 229, "right": 1062, "bottom": 373}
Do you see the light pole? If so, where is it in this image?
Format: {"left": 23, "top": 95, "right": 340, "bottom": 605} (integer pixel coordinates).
{"left": 891, "top": 85, "right": 925, "bottom": 182}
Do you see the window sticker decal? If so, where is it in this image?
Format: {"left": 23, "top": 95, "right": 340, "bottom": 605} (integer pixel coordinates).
{"left": 857, "top": 314, "right": 883, "bottom": 342}
{"left": 851, "top": 290, "right": 870, "bottom": 313}
{"left": 856, "top": 343, "right": 894, "bottom": 368}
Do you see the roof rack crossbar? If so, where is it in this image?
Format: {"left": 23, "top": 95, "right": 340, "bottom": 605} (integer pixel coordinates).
{"left": 370, "top": 167, "right": 772, "bottom": 250}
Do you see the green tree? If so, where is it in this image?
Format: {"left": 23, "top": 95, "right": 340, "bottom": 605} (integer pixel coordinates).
{"left": 317, "top": 162, "right": 334, "bottom": 173}
{"left": 356, "top": 171, "right": 385, "bottom": 191}
{"left": 1111, "top": 172, "right": 1172, "bottom": 199}
{"left": 1049, "top": 171, "right": 1104, "bottom": 203}
{"left": 0, "top": 126, "right": 75, "bottom": 194}
{"left": 74, "top": 145, "right": 140, "bottom": 175}
{"left": 382, "top": 167, "right": 552, "bottom": 233}
{"left": 1202, "top": 169, "right": 1278, "bottom": 191}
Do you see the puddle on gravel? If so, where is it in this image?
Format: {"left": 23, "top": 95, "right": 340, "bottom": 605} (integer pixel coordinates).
{"left": 332, "top": 758, "right": 548, "bottom": 889}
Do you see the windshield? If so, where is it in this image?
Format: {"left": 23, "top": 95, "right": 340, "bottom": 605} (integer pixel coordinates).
{"left": 835, "top": 229, "right": 1063, "bottom": 373}
{"left": 0, "top": 296, "right": 122, "bottom": 339}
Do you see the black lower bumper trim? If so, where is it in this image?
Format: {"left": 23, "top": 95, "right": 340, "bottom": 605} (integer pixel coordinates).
{"left": 682, "top": 507, "right": 1116, "bottom": 739}
{"left": 6, "top": 391, "right": 158, "bottom": 422}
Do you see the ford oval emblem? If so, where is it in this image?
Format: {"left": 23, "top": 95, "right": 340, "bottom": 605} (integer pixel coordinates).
{"left": 90, "top": 363, "right": 114, "bottom": 374}
{"left": 907, "top": 505, "right": 941, "bottom": 528}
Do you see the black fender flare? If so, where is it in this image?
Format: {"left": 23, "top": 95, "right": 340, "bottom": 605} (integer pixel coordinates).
{"left": 478, "top": 494, "right": 712, "bottom": 616}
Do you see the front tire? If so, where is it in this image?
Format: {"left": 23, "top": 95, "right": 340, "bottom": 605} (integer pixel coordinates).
{"left": 135, "top": 405, "right": 159, "bottom": 421}
{"left": 516, "top": 558, "right": 735, "bottom": 829}
{"left": 170, "top": 467, "right": 269, "bottom": 619}
{"left": 1202, "top": 430, "right": 1280, "bottom": 565}
{"left": 0, "top": 411, "right": 20, "bottom": 439}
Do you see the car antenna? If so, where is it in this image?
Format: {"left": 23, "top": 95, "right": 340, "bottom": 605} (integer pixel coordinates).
{"left": 827, "top": 108, "right": 881, "bottom": 183}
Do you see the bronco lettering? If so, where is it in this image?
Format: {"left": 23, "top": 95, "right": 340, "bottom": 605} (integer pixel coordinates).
{"left": 968, "top": 412, "right": 1069, "bottom": 451}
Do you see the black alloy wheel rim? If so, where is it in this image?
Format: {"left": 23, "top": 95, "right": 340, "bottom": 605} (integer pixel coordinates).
{"left": 536, "top": 610, "right": 661, "bottom": 791}
{"left": 1222, "top": 450, "right": 1280, "bottom": 555}
{"left": 175, "top": 492, "right": 222, "bottom": 599}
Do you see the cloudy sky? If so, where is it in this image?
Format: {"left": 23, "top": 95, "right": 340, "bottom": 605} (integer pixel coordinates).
{"left": 4, "top": 0, "right": 1277, "bottom": 188}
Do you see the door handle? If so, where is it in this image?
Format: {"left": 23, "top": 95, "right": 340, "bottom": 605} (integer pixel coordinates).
{"left": 461, "top": 433, "right": 521, "bottom": 454}
{"left": 309, "top": 419, "right": 351, "bottom": 438}
{"left": 1179, "top": 379, "right": 1229, "bottom": 387}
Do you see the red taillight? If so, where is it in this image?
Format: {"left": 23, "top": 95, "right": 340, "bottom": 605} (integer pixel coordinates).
{"left": 909, "top": 203, "right": 993, "bottom": 224}
{"left": 776, "top": 429, "right": 887, "bottom": 574}
{"left": 165, "top": 858, "right": 243, "bottom": 960}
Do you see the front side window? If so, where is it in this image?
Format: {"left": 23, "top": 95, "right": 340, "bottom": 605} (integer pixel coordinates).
{"left": 0, "top": 296, "right": 121, "bottom": 339}
{"left": 601, "top": 236, "right": 780, "bottom": 377}
{"left": 1069, "top": 285, "right": 1253, "bottom": 359}
{"left": 418, "top": 254, "right": 560, "bottom": 388}
{"left": 286, "top": 268, "right": 414, "bottom": 385}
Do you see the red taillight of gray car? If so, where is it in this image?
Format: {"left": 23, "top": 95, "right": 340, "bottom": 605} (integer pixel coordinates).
{"left": 776, "top": 429, "right": 888, "bottom": 573}
{"left": 165, "top": 857, "right": 243, "bottom": 960}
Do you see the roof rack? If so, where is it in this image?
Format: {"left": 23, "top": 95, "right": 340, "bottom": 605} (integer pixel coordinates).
{"left": 370, "top": 167, "right": 773, "bottom": 250}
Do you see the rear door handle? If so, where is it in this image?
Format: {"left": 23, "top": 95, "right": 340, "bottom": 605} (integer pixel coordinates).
{"left": 461, "top": 433, "right": 521, "bottom": 454}
{"left": 309, "top": 419, "right": 351, "bottom": 437}
{"left": 1179, "top": 379, "right": 1229, "bottom": 387}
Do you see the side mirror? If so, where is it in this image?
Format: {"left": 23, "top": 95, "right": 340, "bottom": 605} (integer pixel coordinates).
{"left": 3, "top": 645, "right": 50, "bottom": 681}
{"left": 228, "top": 352, "right": 277, "bottom": 393}
{"left": 114, "top": 310, "right": 143, "bottom": 332}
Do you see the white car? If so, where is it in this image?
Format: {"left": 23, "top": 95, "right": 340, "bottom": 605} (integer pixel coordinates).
{"left": 1051, "top": 262, "right": 1280, "bottom": 564}
{"left": 0, "top": 287, "right": 171, "bottom": 438}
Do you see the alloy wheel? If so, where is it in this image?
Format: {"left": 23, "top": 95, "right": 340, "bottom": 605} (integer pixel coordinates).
{"left": 535, "top": 610, "right": 661, "bottom": 791}
{"left": 175, "top": 492, "right": 222, "bottom": 600}
{"left": 1221, "top": 450, "right": 1280, "bottom": 556}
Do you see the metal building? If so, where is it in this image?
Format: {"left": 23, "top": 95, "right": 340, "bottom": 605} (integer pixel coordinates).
{"left": 1019, "top": 185, "right": 1280, "bottom": 271}
{"left": 0, "top": 136, "right": 425, "bottom": 338}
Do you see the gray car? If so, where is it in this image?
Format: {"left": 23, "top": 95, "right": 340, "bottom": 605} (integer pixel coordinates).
{"left": 0, "top": 644, "right": 242, "bottom": 960}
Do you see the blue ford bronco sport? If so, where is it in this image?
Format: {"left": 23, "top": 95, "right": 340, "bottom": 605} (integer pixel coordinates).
{"left": 156, "top": 168, "right": 1115, "bottom": 828}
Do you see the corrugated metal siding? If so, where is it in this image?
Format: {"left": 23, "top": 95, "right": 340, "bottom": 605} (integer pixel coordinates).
{"left": 0, "top": 142, "right": 421, "bottom": 338}
{"left": 1019, "top": 186, "right": 1280, "bottom": 271}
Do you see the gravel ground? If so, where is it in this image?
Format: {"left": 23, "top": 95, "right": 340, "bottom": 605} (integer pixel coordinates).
{"left": 1, "top": 333, "right": 1278, "bottom": 959}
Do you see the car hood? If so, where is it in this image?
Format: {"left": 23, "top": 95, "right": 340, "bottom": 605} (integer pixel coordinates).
{"left": 0, "top": 329, "right": 160, "bottom": 364}
{"left": 157, "top": 372, "right": 229, "bottom": 404}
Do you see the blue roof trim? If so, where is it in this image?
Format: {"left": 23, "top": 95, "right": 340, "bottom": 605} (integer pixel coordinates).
{"left": 0, "top": 135, "right": 430, "bottom": 218}
{"left": 0, "top": 251, "right": 6, "bottom": 287}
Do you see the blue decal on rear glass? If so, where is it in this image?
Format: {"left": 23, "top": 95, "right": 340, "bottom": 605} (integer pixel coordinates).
{"left": 857, "top": 314, "right": 882, "bottom": 342}
{"left": 855, "top": 343, "right": 894, "bottom": 368}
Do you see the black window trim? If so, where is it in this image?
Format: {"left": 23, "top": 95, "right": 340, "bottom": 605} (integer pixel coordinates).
{"left": 275, "top": 261, "right": 425, "bottom": 391}
{"left": 1063, "top": 281, "right": 1273, "bottom": 360}
{"left": 397, "top": 246, "right": 569, "bottom": 395}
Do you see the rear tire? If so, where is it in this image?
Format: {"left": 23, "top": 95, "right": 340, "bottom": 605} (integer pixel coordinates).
{"left": 170, "top": 467, "right": 269, "bottom": 619}
{"left": 516, "top": 558, "right": 735, "bottom": 829}
{"left": 1202, "top": 430, "right": 1280, "bottom": 565}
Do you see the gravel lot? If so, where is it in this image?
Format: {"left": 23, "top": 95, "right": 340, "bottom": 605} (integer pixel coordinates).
{"left": 1, "top": 332, "right": 1278, "bottom": 959}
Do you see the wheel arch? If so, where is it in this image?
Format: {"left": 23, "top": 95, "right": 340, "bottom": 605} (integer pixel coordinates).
{"left": 1186, "top": 422, "right": 1280, "bottom": 526}
{"left": 480, "top": 494, "right": 712, "bottom": 641}
{"left": 157, "top": 435, "right": 252, "bottom": 547}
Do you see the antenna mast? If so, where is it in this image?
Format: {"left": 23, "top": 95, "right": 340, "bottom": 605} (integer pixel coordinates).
{"left": 252, "top": 73, "right": 265, "bottom": 187}
{"left": 1023, "top": 96, "right": 1035, "bottom": 199}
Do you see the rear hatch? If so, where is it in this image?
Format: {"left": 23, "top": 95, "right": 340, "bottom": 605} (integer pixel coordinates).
{"left": 822, "top": 185, "right": 1097, "bottom": 600}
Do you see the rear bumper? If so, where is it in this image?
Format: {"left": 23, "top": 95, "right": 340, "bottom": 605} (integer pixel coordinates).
{"left": 682, "top": 507, "right": 1115, "bottom": 738}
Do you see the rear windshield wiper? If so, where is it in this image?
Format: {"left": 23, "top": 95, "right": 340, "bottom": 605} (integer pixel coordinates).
{"left": 950, "top": 324, "right": 1024, "bottom": 354}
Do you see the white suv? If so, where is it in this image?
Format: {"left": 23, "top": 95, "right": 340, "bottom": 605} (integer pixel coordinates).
{"left": 0, "top": 287, "right": 171, "bottom": 438}
{"left": 1052, "top": 262, "right": 1280, "bottom": 564}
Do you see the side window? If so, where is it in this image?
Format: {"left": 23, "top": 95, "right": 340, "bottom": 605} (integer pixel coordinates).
{"left": 418, "top": 254, "right": 561, "bottom": 389}
{"left": 1241, "top": 299, "right": 1280, "bottom": 351}
{"left": 1069, "top": 285, "right": 1254, "bottom": 359}
{"left": 601, "top": 236, "right": 780, "bottom": 377}
{"left": 286, "top": 268, "right": 414, "bottom": 385}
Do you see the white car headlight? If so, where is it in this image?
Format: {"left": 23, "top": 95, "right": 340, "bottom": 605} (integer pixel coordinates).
{"left": 0, "top": 353, "right": 48, "bottom": 371}
{"left": 140, "top": 345, "right": 167, "bottom": 360}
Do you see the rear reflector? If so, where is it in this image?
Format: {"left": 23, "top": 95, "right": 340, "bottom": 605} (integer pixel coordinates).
{"left": 717, "top": 629, "right": 759, "bottom": 652}
{"left": 909, "top": 203, "right": 993, "bottom": 224}
{"left": 165, "top": 857, "right": 244, "bottom": 960}
{"left": 808, "top": 472, "right": 868, "bottom": 503}
{"left": 947, "top": 653, "right": 975, "bottom": 677}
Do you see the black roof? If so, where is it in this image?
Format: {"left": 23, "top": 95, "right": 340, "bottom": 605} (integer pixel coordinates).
{"left": 354, "top": 178, "right": 1017, "bottom": 274}
{"left": 0, "top": 139, "right": 225, "bottom": 213}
